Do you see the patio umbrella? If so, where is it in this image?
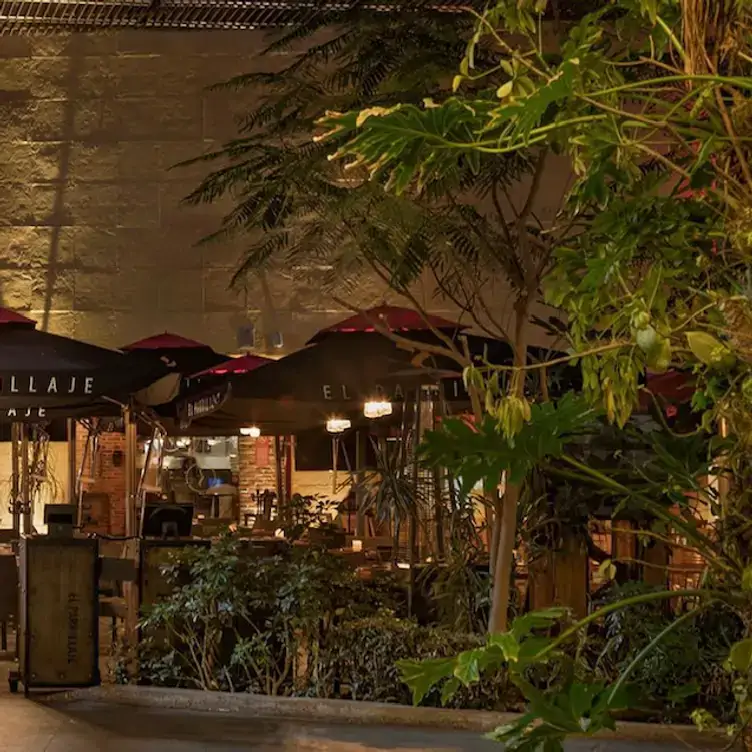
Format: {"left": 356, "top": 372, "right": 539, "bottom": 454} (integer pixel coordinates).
{"left": 122, "top": 332, "right": 228, "bottom": 407}
{"left": 306, "top": 304, "right": 467, "bottom": 345}
{"left": 0, "top": 309, "right": 169, "bottom": 422}
{"left": 123, "top": 332, "right": 227, "bottom": 374}
{"left": 173, "top": 333, "right": 466, "bottom": 435}
{"left": 172, "top": 306, "right": 581, "bottom": 435}
{"left": 190, "top": 352, "right": 274, "bottom": 378}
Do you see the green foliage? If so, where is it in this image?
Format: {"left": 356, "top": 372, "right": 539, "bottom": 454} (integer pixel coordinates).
{"left": 591, "top": 582, "right": 739, "bottom": 723}
{"left": 138, "top": 534, "right": 394, "bottom": 694}
{"left": 282, "top": 493, "right": 340, "bottom": 542}
{"left": 182, "top": 2, "right": 531, "bottom": 325}
{"left": 420, "top": 393, "right": 596, "bottom": 491}
{"left": 311, "top": 615, "right": 521, "bottom": 709}
{"left": 397, "top": 606, "right": 646, "bottom": 751}
{"left": 317, "top": 0, "right": 752, "bottom": 439}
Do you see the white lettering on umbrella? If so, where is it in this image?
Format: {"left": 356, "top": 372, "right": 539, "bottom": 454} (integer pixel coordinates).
{"left": 4, "top": 407, "right": 47, "bottom": 419}
{"left": 322, "top": 385, "right": 332, "bottom": 400}
{"left": 28, "top": 377, "right": 36, "bottom": 393}
{"left": 84, "top": 377, "right": 94, "bottom": 394}
{"left": 68, "top": 377, "right": 76, "bottom": 393}
{"left": 9, "top": 377, "right": 18, "bottom": 393}
{"left": 48, "top": 377, "right": 57, "bottom": 393}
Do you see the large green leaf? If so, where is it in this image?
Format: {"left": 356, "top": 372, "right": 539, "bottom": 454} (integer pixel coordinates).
{"left": 420, "top": 394, "right": 597, "bottom": 489}
{"left": 396, "top": 657, "right": 455, "bottom": 705}
{"left": 729, "top": 638, "right": 752, "bottom": 673}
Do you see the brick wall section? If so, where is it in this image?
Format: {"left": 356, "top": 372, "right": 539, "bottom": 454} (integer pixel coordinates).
{"left": 237, "top": 436, "right": 278, "bottom": 522}
{"left": 76, "top": 427, "right": 126, "bottom": 535}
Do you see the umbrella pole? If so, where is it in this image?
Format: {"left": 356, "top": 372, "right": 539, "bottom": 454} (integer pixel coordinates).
{"left": 67, "top": 419, "right": 76, "bottom": 508}
{"left": 20, "top": 425, "right": 30, "bottom": 536}
{"left": 274, "top": 436, "right": 284, "bottom": 523}
{"left": 355, "top": 429, "right": 366, "bottom": 539}
{"left": 331, "top": 436, "right": 338, "bottom": 496}
{"left": 76, "top": 425, "right": 93, "bottom": 529}
{"left": 123, "top": 407, "right": 138, "bottom": 538}
{"left": 137, "top": 427, "right": 159, "bottom": 537}
{"left": 10, "top": 424, "right": 19, "bottom": 536}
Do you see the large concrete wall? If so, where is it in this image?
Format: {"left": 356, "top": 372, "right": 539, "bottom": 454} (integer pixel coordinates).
{"left": 0, "top": 29, "right": 562, "bottom": 355}
{"left": 0, "top": 29, "right": 379, "bottom": 354}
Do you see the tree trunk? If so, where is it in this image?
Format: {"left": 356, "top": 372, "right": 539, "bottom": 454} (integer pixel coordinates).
{"left": 487, "top": 300, "right": 529, "bottom": 633}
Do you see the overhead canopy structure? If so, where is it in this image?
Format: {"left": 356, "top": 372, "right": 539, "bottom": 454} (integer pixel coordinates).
{"left": 0, "top": 0, "right": 594, "bottom": 34}
{"left": 173, "top": 333, "right": 439, "bottom": 435}
{"left": 0, "top": 1, "right": 477, "bottom": 33}
{"left": 0, "top": 309, "right": 168, "bottom": 421}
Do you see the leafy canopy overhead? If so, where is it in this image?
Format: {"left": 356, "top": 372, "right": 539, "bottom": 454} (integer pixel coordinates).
{"left": 317, "top": 0, "right": 752, "bottom": 435}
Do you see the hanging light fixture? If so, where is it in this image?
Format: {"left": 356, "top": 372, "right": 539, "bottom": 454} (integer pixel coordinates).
{"left": 326, "top": 417, "right": 351, "bottom": 434}
{"left": 363, "top": 399, "right": 393, "bottom": 419}
{"left": 240, "top": 426, "right": 261, "bottom": 438}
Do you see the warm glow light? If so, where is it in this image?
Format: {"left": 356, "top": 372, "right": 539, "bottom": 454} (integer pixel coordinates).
{"left": 240, "top": 426, "right": 261, "bottom": 438}
{"left": 363, "top": 400, "right": 393, "bottom": 419}
{"left": 326, "top": 417, "right": 351, "bottom": 434}
{"left": 396, "top": 562, "right": 410, "bottom": 570}
{"left": 352, "top": 539, "right": 363, "bottom": 552}
{"left": 274, "top": 528, "right": 285, "bottom": 538}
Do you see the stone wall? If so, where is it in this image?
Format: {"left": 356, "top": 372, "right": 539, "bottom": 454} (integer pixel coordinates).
{"left": 0, "top": 29, "right": 387, "bottom": 354}
{"left": 0, "top": 29, "right": 562, "bottom": 356}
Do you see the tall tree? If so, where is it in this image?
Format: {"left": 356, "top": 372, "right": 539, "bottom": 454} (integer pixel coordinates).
{"left": 183, "top": 1, "right": 581, "bottom": 630}
{"left": 313, "top": 0, "right": 752, "bottom": 636}
{"left": 316, "top": 1, "right": 752, "bottom": 745}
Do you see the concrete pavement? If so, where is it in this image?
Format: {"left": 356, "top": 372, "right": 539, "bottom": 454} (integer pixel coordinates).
{"left": 0, "top": 694, "right": 718, "bottom": 751}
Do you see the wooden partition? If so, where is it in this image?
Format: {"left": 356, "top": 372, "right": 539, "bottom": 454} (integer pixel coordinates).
{"left": 18, "top": 538, "right": 99, "bottom": 690}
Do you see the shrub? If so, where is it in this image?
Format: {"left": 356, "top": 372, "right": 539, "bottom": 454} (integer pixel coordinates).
{"left": 136, "top": 534, "right": 397, "bottom": 694}
{"left": 310, "top": 614, "right": 523, "bottom": 710}
{"left": 590, "top": 582, "right": 740, "bottom": 723}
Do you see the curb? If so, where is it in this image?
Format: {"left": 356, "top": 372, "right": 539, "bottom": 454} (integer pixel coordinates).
{"left": 46, "top": 685, "right": 737, "bottom": 749}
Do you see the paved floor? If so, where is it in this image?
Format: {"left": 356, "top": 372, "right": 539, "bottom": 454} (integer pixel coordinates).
{"left": 0, "top": 694, "right": 707, "bottom": 751}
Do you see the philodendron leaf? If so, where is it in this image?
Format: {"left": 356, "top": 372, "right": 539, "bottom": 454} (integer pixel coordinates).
{"left": 511, "top": 608, "right": 567, "bottom": 640}
{"left": 742, "top": 565, "right": 752, "bottom": 592}
{"left": 728, "top": 638, "right": 752, "bottom": 673}
{"left": 686, "top": 331, "right": 725, "bottom": 366}
{"left": 489, "top": 632, "right": 520, "bottom": 662}
{"left": 454, "top": 648, "right": 485, "bottom": 685}
{"left": 440, "top": 676, "right": 461, "bottom": 706}
{"left": 397, "top": 657, "right": 454, "bottom": 705}
{"left": 668, "top": 680, "right": 700, "bottom": 703}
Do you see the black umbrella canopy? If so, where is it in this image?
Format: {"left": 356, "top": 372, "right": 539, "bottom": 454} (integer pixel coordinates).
{"left": 172, "top": 321, "right": 581, "bottom": 435}
{"left": 0, "top": 309, "right": 169, "bottom": 421}
{"left": 121, "top": 332, "right": 230, "bottom": 407}
{"left": 173, "top": 334, "right": 465, "bottom": 435}
{"left": 122, "top": 332, "right": 228, "bottom": 374}
{"left": 306, "top": 305, "right": 468, "bottom": 345}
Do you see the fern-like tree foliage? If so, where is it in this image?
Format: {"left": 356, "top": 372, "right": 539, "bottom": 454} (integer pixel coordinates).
{"left": 178, "top": 0, "right": 593, "bottom": 353}
{"left": 182, "top": 0, "right": 596, "bottom": 633}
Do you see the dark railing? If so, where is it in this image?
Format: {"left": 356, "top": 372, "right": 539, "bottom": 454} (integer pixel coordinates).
{"left": 0, "top": 1, "right": 475, "bottom": 33}
{"left": 0, "top": 1, "right": 599, "bottom": 34}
